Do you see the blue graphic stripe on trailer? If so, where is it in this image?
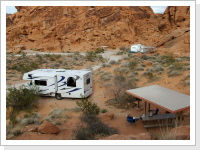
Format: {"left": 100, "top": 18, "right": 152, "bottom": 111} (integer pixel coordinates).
{"left": 58, "top": 81, "right": 67, "bottom": 87}
{"left": 66, "top": 88, "right": 81, "bottom": 93}
{"left": 28, "top": 77, "right": 38, "bottom": 79}
{"left": 49, "top": 76, "right": 65, "bottom": 87}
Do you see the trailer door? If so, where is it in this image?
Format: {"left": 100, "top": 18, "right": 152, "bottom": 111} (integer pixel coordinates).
{"left": 84, "top": 72, "right": 92, "bottom": 97}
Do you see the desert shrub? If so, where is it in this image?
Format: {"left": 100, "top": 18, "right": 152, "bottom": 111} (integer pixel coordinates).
{"left": 44, "top": 53, "right": 51, "bottom": 57}
{"left": 106, "top": 73, "right": 137, "bottom": 108}
{"left": 20, "top": 112, "right": 41, "bottom": 125}
{"left": 6, "top": 85, "right": 40, "bottom": 126}
{"left": 81, "top": 114, "right": 118, "bottom": 136}
{"left": 136, "top": 66, "right": 144, "bottom": 71}
{"left": 101, "top": 109, "right": 108, "bottom": 113}
{"left": 74, "top": 51, "right": 81, "bottom": 55}
{"left": 141, "top": 63, "right": 146, "bottom": 67}
{"left": 116, "top": 51, "right": 125, "bottom": 55}
{"left": 85, "top": 51, "right": 97, "bottom": 62}
{"left": 73, "top": 125, "right": 94, "bottom": 140}
{"left": 100, "top": 72, "right": 113, "bottom": 81}
{"left": 153, "top": 64, "right": 165, "bottom": 72}
{"left": 129, "top": 60, "right": 137, "bottom": 70}
{"left": 44, "top": 108, "right": 70, "bottom": 124}
{"left": 168, "top": 70, "right": 182, "bottom": 77}
{"left": 121, "top": 61, "right": 130, "bottom": 67}
{"left": 47, "top": 108, "right": 70, "bottom": 120}
{"left": 141, "top": 54, "right": 149, "bottom": 60}
{"left": 67, "top": 107, "right": 82, "bottom": 112}
{"left": 146, "top": 72, "right": 154, "bottom": 79}
{"left": 109, "top": 60, "right": 118, "bottom": 65}
{"left": 120, "top": 46, "right": 126, "bottom": 50}
{"left": 10, "top": 126, "right": 23, "bottom": 137}
{"left": 95, "top": 48, "right": 104, "bottom": 53}
{"left": 76, "top": 98, "right": 100, "bottom": 115}
{"left": 10, "top": 61, "right": 39, "bottom": 74}
{"left": 183, "top": 74, "right": 190, "bottom": 80}
{"left": 102, "top": 63, "right": 111, "bottom": 68}
{"left": 73, "top": 114, "right": 118, "bottom": 140}
{"left": 119, "top": 67, "right": 130, "bottom": 74}
{"left": 161, "top": 53, "right": 176, "bottom": 65}
{"left": 6, "top": 85, "right": 40, "bottom": 111}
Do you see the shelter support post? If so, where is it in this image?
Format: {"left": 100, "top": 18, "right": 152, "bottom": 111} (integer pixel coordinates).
{"left": 138, "top": 100, "right": 140, "bottom": 108}
{"left": 176, "top": 111, "right": 184, "bottom": 126}
{"left": 148, "top": 103, "right": 151, "bottom": 112}
{"left": 144, "top": 101, "right": 147, "bottom": 116}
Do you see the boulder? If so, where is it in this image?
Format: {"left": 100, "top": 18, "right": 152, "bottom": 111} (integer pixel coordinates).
{"left": 38, "top": 121, "right": 60, "bottom": 134}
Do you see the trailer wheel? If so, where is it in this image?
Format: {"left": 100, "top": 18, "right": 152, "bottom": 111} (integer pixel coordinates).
{"left": 55, "top": 93, "right": 62, "bottom": 100}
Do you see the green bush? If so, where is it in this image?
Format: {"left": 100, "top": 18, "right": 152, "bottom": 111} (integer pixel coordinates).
{"left": 161, "top": 53, "right": 176, "bottom": 65}
{"left": 6, "top": 85, "right": 40, "bottom": 126}
{"left": 76, "top": 98, "right": 100, "bottom": 115}
{"left": 129, "top": 60, "right": 137, "bottom": 70}
{"left": 85, "top": 51, "right": 97, "bottom": 62}
{"left": 73, "top": 114, "right": 118, "bottom": 140}
{"left": 120, "top": 46, "right": 126, "bottom": 50}
{"left": 95, "top": 48, "right": 104, "bottom": 54}
{"left": 10, "top": 62, "right": 39, "bottom": 74}
{"left": 7, "top": 85, "right": 40, "bottom": 111}
{"left": 101, "top": 109, "right": 107, "bottom": 113}
{"left": 168, "top": 70, "right": 182, "bottom": 77}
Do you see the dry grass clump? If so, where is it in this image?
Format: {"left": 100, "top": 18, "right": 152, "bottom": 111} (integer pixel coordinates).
{"left": 168, "top": 70, "right": 182, "bottom": 77}
{"left": 20, "top": 112, "right": 41, "bottom": 125}
{"left": 6, "top": 125, "right": 24, "bottom": 139}
{"left": 109, "top": 60, "right": 120, "bottom": 65}
{"left": 99, "top": 72, "right": 113, "bottom": 81}
{"left": 44, "top": 108, "right": 71, "bottom": 125}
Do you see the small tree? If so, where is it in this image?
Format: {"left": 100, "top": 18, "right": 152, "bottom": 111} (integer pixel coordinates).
{"left": 76, "top": 97, "right": 100, "bottom": 115}
{"left": 6, "top": 85, "right": 40, "bottom": 126}
{"left": 6, "top": 85, "right": 40, "bottom": 110}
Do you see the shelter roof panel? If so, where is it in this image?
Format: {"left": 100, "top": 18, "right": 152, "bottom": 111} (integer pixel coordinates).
{"left": 126, "top": 85, "right": 190, "bottom": 113}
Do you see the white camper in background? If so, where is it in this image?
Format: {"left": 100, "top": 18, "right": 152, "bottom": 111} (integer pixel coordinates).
{"left": 130, "top": 44, "right": 155, "bottom": 54}
{"left": 130, "top": 44, "right": 146, "bottom": 54}
{"left": 23, "top": 69, "right": 93, "bottom": 100}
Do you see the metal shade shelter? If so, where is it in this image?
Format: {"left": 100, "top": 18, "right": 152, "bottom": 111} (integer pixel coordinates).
{"left": 126, "top": 85, "right": 190, "bottom": 115}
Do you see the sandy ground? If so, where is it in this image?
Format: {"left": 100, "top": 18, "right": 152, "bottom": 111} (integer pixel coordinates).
{"left": 6, "top": 49, "right": 190, "bottom": 140}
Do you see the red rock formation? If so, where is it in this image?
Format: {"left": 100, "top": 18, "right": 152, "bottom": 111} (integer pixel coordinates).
{"left": 6, "top": 6, "right": 190, "bottom": 54}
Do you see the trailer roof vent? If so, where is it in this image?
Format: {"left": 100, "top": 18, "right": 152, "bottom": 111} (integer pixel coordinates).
{"left": 56, "top": 69, "right": 66, "bottom": 72}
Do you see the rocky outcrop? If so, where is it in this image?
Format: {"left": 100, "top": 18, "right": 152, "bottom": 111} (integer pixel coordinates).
{"left": 6, "top": 6, "right": 190, "bottom": 54}
{"left": 163, "top": 6, "right": 190, "bottom": 28}
{"left": 38, "top": 121, "right": 60, "bottom": 134}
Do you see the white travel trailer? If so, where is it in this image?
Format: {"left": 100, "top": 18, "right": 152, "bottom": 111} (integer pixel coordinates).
{"left": 23, "top": 69, "right": 93, "bottom": 100}
{"left": 130, "top": 44, "right": 146, "bottom": 54}
{"left": 130, "top": 44, "right": 155, "bottom": 54}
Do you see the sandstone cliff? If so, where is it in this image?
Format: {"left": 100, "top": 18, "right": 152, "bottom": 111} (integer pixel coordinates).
{"left": 6, "top": 6, "right": 190, "bottom": 53}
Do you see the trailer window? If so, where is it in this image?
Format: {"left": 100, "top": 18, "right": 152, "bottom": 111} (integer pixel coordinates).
{"left": 67, "top": 77, "right": 76, "bottom": 87}
{"left": 35, "top": 80, "right": 47, "bottom": 86}
{"left": 86, "top": 78, "right": 90, "bottom": 85}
